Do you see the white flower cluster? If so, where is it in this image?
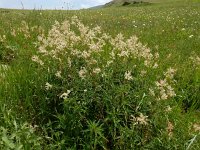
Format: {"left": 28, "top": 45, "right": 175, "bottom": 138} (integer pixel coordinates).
{"left": 150, "top": 67, "right": 177, "bottom": 100}
{"left": 0, "top": 35, "right": 6, "bottom": 42}
{"left": 155, "top": 79, "right": 176, "bottom": 100}
{"left": 30, "top": 16, "right": 160, "bottom": 100}
{"left": 124, "top": 71, "right": 133, "bottom": 81}
{"left": 131, "top": 113, "right": 149, "bottom": 125}
{"left": 32, "top": 55, "right": 44, "bottom": 66}
{"left": 189, "top": 54, "right": 200, "bottom": 67}
{"left": 18, "top": 21, "right": 30, "bottom": 38}
{"left": 111, "top": 34, "right": 159, "bottom": 68}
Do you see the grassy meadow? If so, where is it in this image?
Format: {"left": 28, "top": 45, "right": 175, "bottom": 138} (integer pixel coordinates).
{"left": 0, "top": 0, "right": 200, "bottom": 149}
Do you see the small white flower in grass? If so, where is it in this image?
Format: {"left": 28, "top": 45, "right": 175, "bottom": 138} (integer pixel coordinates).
{"left": 155, "top": 52, "right": 159, "bottom": 59}
{"left": 149, "top": 88, "right": 155, "bottom": 97}
{"left": 160, "top": 92, "right": 168, "bottom": 100}
{"left": 166, "top": 121, "right": 174, "bottom": 137}
{"left": 140, "top": 70, "right": 147, "bottom": 77}
{"left": 106, "top": 60, "right": 113, "bottom": 67}
{"left": 32, "top": 55, "right": 39, "bottom": 62}
{"left": 60, "top": 90, "right": 71, "bottom": 99}
{"left": 156, "top": 79, "right": 168, "bottom": 87}
{"left": 167, "top": 85, "right": 175, "bottom": 93}
{"left": 144, "top": 60, "right": 150, "bottom": 67}
{"left": 55, "top": 71, "right": 62, "bottom": 78}
{"left": 124, "top": 71, "right": 133, "bottom": 81}
{"left": 164, "top": 67, "right": 176, "bottom": 79}
{"left": 32, "top": 55, "right": 44, "bottom": 66}
{"left": 38, "top": 46, "right": 47, "bottom": 54}
{"left": 0, "top": 35, "right": 6, "bottom": 42}
{"left": 93, "top": 68, "right": 101, "bottom": 74}
{"left": 11, "top": 29, "right": 16, "bottom": 37}
{"left": 45, "top": 82, "right": 52, "bottom": 90}
{"left": 153, "top": 63, "right": 158, "bottom": 69}
{"left": 118, "top": 50, "right": 129, "bottom": 57}
{"left": 165, "top": 106, "right": 172, "bottom": 112}
{"left": 79, "top": 67, "right": 87, "bottom": 79}
{"left": 136, "top": 113, "right": 148, "bottom": 125}
{"left": 82, "top": 51, "right": 91, "bottom": 59}
{"left": 193, "top": 123, "right": 200, "bottom": 132}
{"left": 189, "top": 35, "right": 194, "bottom": 38}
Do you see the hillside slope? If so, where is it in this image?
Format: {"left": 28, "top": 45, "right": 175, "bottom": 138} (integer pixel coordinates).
{"left": 90, "top": 0, "right": 200, "bottom": 9}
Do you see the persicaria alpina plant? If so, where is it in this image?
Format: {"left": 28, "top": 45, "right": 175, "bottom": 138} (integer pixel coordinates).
{"left": 30, "top": 16, "right": 178, "bottom": 149}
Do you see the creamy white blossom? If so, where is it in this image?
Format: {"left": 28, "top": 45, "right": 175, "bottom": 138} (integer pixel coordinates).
{"left": 60, "top": 90, "right": 71, "bottom": 99}
{"left": 45, "top": 82, "right": 53, "bottom": 90}
{"left": 124, "top": 71, "right": 133, "bottom": 81}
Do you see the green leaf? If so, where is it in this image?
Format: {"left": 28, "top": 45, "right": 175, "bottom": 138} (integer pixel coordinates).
{"left": 2, "top": 136, "right": 15, "bottom": 149}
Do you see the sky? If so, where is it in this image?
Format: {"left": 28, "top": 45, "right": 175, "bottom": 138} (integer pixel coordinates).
{"left": 0, "top": 0, "right": 111, "bottom": 10}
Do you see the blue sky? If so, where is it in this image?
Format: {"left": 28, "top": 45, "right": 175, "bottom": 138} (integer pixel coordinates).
{"left": 0, "top": 0, "right": 110, "bottom": 10}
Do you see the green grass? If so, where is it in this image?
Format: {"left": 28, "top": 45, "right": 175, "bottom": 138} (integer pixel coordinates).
{"left": 0, "top": 0, "right": 200, "bottom": 149}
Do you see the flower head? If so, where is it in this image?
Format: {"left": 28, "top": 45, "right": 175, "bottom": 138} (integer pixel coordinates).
{"left": 124, "top": 71, "right": 133, "bottom": 81}
{"left": 79, "top": 67, "right": 87, "bottom": 79}
{"left": 60, "top": 90, "right": 71, "bottom": 99}
{"left": 45, "top": 82, "right": 53, "bottom": 90}
{"left": 136, "top": 113, "right": 149, "bottom": 125}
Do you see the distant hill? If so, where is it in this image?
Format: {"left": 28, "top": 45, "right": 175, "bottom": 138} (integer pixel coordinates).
{"left": 106, "top": 0, "right": 151, "bottom": 7}
{"left": 90, "top": 5, "right": 104, "bottom": 9}
{"left": 89, "top": 0, "right": 151, "bottom": 9}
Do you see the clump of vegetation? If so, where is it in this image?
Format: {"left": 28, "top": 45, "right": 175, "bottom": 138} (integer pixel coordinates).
{"left": 0, "top": 40, "right": 16, "bottom": 63}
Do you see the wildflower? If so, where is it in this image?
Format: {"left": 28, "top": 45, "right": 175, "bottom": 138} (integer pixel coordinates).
{"left": 140, "top": 70, "right": 147, "bottom": 77}
{"left": 93, "top": 68, "right": 101, "bottom": 74}
{"left": 0, "top": 35, "right": 6, "bottom": 42}
{"left": 55, "top": 71, "right": 62, "bottom": 78}
{"left": 32, "top": 55, "right": 44, "bottom": 66}
{"left": 156, "top": 79, "right": 168, "bottom": 87}
{"left": 82, "top": 51, "right": 91, "bottom": 59}
{"left": 124, "top": 71, "right": 133, "bottom": 81}
{"left": 144, "top": 60, "right": 151, "bottom": 67}
{"left": 60, "top": 90, "right": 71, "bottom": 99}
{"left": 167, "top": 85, "right": 176, "bottom": 97}
{"left": 189, "top": 35, "right": 194, "bottom": 38}
{"left": 167, "top": 53, "right": 172, "bottom": 58}
{"left": 164, "top": 67, "right": 176, "bottom": 79}
{"left": 165, "top": 106, "right": 172, "bottom": 112}
{"left": 118, "top": 50, "right": 129, "bottom": 57}
{"left": 190, "top": 55, "right": 200, "bottom": 66}
{"left": 160, "top": 91, "right": 168, "bottom": 100}
{"left": 136, "top": 113, "right": 149, "bottom": 125}
{"left": 155, "top": 52, "right": 159, "bottom": 59}
{"left": 193, "top": 123, "right": 200, "bottom": 132}
{"left": 149, "top": 88, "right": 155, "bottom": 97}
{"left": 155, "top": 74, "right": 176, "bottom": 100}
{"left": 11, "top": 29, "right": 16, "bottom": 37}
{"left": 45, "top": 82, "right": 52, "bottom": 90}
{"left": 153, "top": 63, "right": 158, "bottom": 69}
{"left": 166, "top": 121, "right": 174, "bottom": 137}
{"left": 106, "top": 60, "right": 113, "bottom": 67}
{"left": 38, "top": 46, "right": 48, "bottom": 54}
{"left": 79, "top": 67, "right": 87, "bottom": 79}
